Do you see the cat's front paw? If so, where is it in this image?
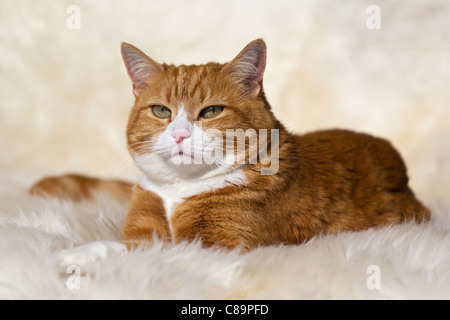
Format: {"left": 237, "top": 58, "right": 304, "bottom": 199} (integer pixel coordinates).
{"left": 58, "top": 241, "right": 127, "bottom": 275}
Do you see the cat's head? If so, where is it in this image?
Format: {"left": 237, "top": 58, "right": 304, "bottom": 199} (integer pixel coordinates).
{"left": 121, "top": 39, "right": 278, "bottom": 181}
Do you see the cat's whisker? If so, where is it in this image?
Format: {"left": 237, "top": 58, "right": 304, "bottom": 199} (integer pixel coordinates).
{"left": 129, "top": 146, "right": 152, "bottom": 154}
{"left": 128, "top": 139, "right": 153, "bottom": 146}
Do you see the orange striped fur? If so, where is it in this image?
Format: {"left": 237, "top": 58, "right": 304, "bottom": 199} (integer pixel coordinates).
{"left": 30, "top": 39, "right": 430, "bottom": 251}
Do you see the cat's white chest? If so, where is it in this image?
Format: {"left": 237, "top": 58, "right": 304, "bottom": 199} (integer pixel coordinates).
{"left": 138, "top": 170, "right": 246, "bottom": 223}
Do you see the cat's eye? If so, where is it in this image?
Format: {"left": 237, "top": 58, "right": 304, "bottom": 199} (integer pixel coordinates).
{"left": 152, "top": 105, "right": 171, "bottom": 118}
{"left": 199, "top": 106, "right": 224, "bottom": 119}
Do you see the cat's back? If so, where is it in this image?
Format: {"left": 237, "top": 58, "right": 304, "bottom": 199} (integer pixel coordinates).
{"left": 280, "top": 128, "right": 430, "bottom": 235}
{"left": 294, "top": 129, "right": 408, "bottom": 192}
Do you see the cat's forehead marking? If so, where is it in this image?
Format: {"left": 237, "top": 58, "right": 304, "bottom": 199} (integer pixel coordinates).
{"left": 168, "top": 65, "right": 195, "bottom": 103}
{"left": 175, "top": 66, "right": 188, "bottom": 101}
{"left": 164, "top": 63, "right": 222, "bottom": 114}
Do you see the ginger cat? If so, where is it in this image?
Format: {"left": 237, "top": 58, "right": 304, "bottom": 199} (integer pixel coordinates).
{"left": 31, "top": 39, "right": 430, "bottom": 251}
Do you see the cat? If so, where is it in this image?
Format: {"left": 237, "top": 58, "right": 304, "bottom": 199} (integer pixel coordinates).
{"left": 30, "top": 39, "right": 430, "bottom": 252}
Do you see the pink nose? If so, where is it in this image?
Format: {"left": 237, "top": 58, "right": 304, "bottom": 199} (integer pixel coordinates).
{"left": 172, "top": 128, "right": 191, "bottom": 144}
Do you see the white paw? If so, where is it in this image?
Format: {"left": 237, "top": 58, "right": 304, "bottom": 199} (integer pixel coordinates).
{"left": 59, "top": 241, "right": 127, "bottom": 274}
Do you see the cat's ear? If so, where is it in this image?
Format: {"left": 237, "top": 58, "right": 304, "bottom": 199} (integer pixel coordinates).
{"left": 121, "top": 43, "right": 164, "bottom": 97}
{"left": 223, "top": 39, "right": 267, "bottom": 98}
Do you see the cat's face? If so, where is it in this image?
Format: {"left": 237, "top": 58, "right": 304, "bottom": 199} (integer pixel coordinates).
{"left": 122, "top": 40, "right": 275, "bottom": 180}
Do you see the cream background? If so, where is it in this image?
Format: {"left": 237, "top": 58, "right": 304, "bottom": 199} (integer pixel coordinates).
{"left": 0, "top": 0, "right": 449, "bottom": 299}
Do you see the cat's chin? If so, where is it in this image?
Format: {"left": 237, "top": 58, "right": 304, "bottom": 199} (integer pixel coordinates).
{"left": 133, "top": 152, "right": 221, "bottom": 182}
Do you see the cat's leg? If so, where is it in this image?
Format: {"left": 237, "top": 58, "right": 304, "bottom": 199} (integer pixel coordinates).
{"left": 170, "top": 200, "right": 258, "bottom": 252}
{"left": 122, "top": 185, "right": 171, "bottom": 250}
{"left": 29, "top": 174, "right": 133, "bottom": 202}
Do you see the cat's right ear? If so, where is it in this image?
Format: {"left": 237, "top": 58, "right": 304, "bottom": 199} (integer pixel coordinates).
{"left": 121, "top": 43, "right": 164, "bottom": 97}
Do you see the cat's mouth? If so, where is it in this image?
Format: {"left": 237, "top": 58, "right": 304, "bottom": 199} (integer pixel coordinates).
{"left": 178, "top": 150, "right": 194, "bottom": 159}
{"left": 167, "top": 147, "right": 196, "bottom": 165}
{"left": 169, "top": 143, "right": 196, "bottom": 161}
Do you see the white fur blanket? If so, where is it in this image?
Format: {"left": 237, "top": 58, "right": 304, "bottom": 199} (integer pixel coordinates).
{"left": 1, "top": 0, "right": 450, "bottom": 299}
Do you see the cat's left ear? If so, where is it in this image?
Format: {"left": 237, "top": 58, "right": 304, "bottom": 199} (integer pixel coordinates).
{"left": 223, "top": 39, "right": 267, "bottom": 98}
{"left": 121, "top": 43, "right": 164, "bottom": 97}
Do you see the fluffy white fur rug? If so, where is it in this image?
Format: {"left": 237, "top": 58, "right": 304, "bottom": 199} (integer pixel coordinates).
{"left": 1, "top": 0, "right": 450, "bottom": 299}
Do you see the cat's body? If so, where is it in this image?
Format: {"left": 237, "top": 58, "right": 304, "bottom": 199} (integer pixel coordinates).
{"left": 124, "top": 127, "right": 428, "bottom": 251}
{"left": 31, "top": 39, "right": 430, "bottom": 251}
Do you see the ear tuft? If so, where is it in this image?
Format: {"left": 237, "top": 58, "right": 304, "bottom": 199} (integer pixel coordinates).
{"left": 121, "top": 43, "right": 163, "bottom": 96}
{"left": 224, "top": 39, "right": 267, "bottom": 97}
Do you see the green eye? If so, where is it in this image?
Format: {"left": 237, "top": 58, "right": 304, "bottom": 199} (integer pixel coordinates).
{"left": 199, "top": 106, "right": 224, "bottom": 119}
{"left": 152, "top": 105, "right": 171, "bottom": 118}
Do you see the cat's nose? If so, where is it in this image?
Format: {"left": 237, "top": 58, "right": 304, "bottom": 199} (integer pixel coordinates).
{"left": 172, "top": 128, "right": 191, "bottom": 144}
